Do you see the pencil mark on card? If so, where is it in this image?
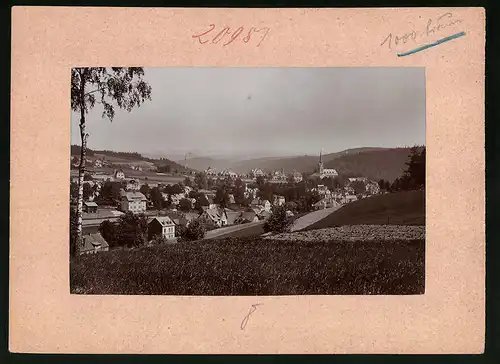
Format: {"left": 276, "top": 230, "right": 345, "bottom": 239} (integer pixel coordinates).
{"left": 240, "top": 303, "right": 262, "bottom": 330}
{"left": 381, "top": 12, "right": 464, "bottom": 56}
{"left": 192, "top": 24, "right": 270, "bottom": 47}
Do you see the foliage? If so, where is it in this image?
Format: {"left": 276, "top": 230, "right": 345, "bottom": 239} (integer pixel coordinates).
{"left": 83, "top": 183, "right": 93, "bottom": 201}
{"left": 116, "top": 211, "right": 148, "bottom": 248}
{"left": 284, "top": 201, "right": 298, "bottom": 212}
{"left": 184, "top": 177, "right": 193, "bottom": 187}
{"left": 149, "top": 187, "right": 163, "bottom": 210}
{"left": 83, "top": 173, "right": 93, "bottom": 181}
{"left": 256, "top": 176, "right": 266, "bottom": 188}
{"left": 97, "top": 181, "right": 122, "bottom": 205}
{"left": 139, "top": 184, "right": 150, "bottom": 196}
{"left": 214, "top": 187, "right": 230, "bottom": 208}
{"left": 194, "top": 193, "right": 209, "bottom": 211}
{"left": 378, "top": 179, "right": 391, "bottom": 191}
{"left": 179, "top": 218, "right": 206, "bottom": 241}
{"left": 71, "top": 67, "right": 152, "bottom": 252}
{"left": 99, "top": 220, "right": 119, "bottom": 248}
{"left": 164, "top": 183, "right": 184, "bottom": 195}
{"left": 263, "top": 205, "right": 294, "bottom": 234}
{"left": 350, "top": 180, "right": 366, "bottom": 195}
{"left": 179, "top": 198, "right": 193, "bottom": 212}
{"left": 150, "top": 234, "right": 168, "bottom": 245}
{"left": 194, "top": 172, "right": 208, "bottom": 190}
{"left": 69, "top": 206, "right": 78, "bottom": 257}
{"left": 70, "top": 182, "right": 79, "bottom": 201}
{"left": 390, "top": 146, "right": 426, "bottom": 192}
{"left": 70, "top": 237, "right": 425, "bottom": 295}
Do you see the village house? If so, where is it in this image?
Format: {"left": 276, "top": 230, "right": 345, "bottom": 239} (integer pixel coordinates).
{"left": 257, "top": 210, "right": 272, "bottom": 220}
{"left": 348, "top": 177, "right": 368, "bottom": 183}
{"left": 83, "top": 201, "right": 98, "bottom": 214}
{"left": 147, "top": 216, "right": 176, "bottom": 241}
{"left": 80, "top": 233, "right": 110, "bottom": 255}
{"left": 365, "top": 180, "right": 381, "bottom": 195}
{"left": 288, "top": 170, "right": 303, "bottom": 183}
{"left": 260, "top": 199, "right": 272, "bottom": 212}
{"left": 220, "top": 169, "right": 238, "bottom": 179}
{"left": 235, "top": 210, "right": 260, "bottom": 224}
{"left": 224, "top": 208, "right": 240, "bottom": 226}
{"left": 114, "top": 169, "right": 125, "bottom": 180}
{"left": 120, "top": 191, "right": 147, "bottom": 213}
{"left": 273, "top": 195, "right": 286, "bottom": 206}
{"left": 204, "top": 167, "right": 217, "bottom": 176}
{"left": 342, "top": 195, "right": 358, "bottom": 204}
{"left": 126, "top": 179, "right": 140, "bottom": 191}
{"left": 199, "top": 208, "right": 228, "bottom": 228}
{"left": 250, "top": 168, "right": 265, "bottom": 178}
{"left": 314, "top": 184, "right": 331, "bottom": 197}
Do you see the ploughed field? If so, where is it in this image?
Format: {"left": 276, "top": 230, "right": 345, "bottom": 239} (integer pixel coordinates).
{"left": 71, "top": 232, "right": 425, "bottom": 295}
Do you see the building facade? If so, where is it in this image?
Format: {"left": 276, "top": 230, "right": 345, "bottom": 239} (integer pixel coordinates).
{"left": 120, "top": 191, "right": 147, "bottom": 213}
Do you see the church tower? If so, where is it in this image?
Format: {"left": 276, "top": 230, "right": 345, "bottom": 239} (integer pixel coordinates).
{"left": 318, "top": 149, "right": 324, "bottom": 175}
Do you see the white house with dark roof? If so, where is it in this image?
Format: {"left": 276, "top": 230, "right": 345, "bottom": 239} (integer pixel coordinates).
{"left": 120, "top": 191, "right": 147, "bottom": 213}
{"left": 147, "top": 216, "right": 176, "bottom": 240}
{"left": 114, "top": 169, "right": 125, "bottom": 180}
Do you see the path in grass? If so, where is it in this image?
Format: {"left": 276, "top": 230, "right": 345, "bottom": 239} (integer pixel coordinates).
{"left": 205, "top": 221, "right": 265, "bottom": 239}
{"left": 290, "top": 206, "right": 343, "bottom": 232}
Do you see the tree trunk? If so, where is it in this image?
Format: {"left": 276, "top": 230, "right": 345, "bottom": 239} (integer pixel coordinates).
{"left": 76, "top": 112, "right": 87, "bottom": 255}
{"left": 75, "top": 70, "right": 87, "bottom": 256}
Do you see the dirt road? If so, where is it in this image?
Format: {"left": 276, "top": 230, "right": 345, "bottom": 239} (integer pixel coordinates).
{"left": 290, "top": 206, "right": 343, "bottom": 232}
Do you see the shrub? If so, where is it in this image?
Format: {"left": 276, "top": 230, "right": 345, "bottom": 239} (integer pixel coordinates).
{"left": 150, "top": 234, "right": 167, "bottom": 245}
{"left": 180, "top": 218, "right": 206, "bottom": 241}
{"left": 263, "top": 205, "right": 294, "bottom": 234}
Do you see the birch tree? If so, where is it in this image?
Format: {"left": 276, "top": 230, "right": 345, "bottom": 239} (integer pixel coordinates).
{"left": 71, "top": 67, "right": 152, "bottom": 255}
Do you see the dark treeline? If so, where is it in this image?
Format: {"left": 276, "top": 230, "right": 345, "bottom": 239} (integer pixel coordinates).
{"left": 377, "top": 146, "right": 425, "bottom": 193}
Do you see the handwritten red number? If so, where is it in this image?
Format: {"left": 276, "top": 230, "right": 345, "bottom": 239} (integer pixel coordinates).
{"left": 194, "top": 24, "right": 269, "bottom": 47}
{"left": 192, "top": 24, "right": 215, "bottom": 44}
{"left": 243, "top": 27, "right": 255, "bottom": 43}
{"left": 212, "top": 27, "right": 230, "bottom": 44}
{"left": 256, "top": 27, "right": 270, "bottom": 47}
{"left": 223, "top": 26, "right": 244, "bottom": 46}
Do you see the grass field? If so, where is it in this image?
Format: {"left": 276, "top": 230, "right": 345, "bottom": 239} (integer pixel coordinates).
{"left": 71, "top": 236, "right": 425, "bottom": 295}
{"left": 304, "top": 190, "right": 425, "bottom": 230}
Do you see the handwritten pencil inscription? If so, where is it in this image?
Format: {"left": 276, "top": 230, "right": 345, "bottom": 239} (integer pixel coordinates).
{"left": 381, "top": 12, "right": 463, "bottom": 51}
{"left": 240, "top": 303, "right": 262, "bottom": 330}
{"left": 192, "top": 24, "right": 270, "bottom": 47}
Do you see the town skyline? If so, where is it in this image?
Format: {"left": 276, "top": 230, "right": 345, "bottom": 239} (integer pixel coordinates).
{"left": 71, "top": 67, "right": 425, "bottom": 159}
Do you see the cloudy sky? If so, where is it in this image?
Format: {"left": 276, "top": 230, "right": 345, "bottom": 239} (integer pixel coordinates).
{"left": 71, "top": 67, "right": 425, "bottom": 159}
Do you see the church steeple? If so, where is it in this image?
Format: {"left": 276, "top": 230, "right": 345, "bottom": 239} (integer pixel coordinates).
{"left": 319, "top": 149, "right": 324, "bottom": 174}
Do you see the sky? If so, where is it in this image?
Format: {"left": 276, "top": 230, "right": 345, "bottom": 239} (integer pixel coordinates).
{"left": 71, "top": 67, "right": 425, "bottom": 160}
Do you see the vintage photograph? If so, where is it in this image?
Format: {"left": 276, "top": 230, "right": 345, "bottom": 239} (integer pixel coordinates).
{"left": 69, "top": 67, "right": 426, "bottom": 296}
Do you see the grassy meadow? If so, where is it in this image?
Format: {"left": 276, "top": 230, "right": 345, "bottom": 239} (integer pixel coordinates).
{"left": 71, "top": 236, "right": 425, "bottom": 295}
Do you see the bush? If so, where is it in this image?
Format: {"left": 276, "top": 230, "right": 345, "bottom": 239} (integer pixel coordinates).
{"left": 180, "top": 218, "right": 206, "bottom": 241}
{"left": 263, "top": 205, "right": 294, "bottom": 234}
{"left": 150, "top": 234, "right": 168, "bottom": 246}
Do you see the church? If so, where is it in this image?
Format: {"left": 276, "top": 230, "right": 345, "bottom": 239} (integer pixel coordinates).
{"left": 309, "top": 150, "right": 338, "bottom": 179}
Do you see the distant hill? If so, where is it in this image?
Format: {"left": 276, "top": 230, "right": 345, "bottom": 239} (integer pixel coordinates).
{"left": 180, "top": 147, "right": 415, "bottom": 181}
{"left": 177, "top": 157, "right": 237, "bottom": 172}
{"left": 304, "top": 190, "right": 425, "bottom": 229}
{"left": 323, "top": 148, "right": 417, "bottom": 182}
{"left": 70, "top": 145, "right": 194, "bottom": 173}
